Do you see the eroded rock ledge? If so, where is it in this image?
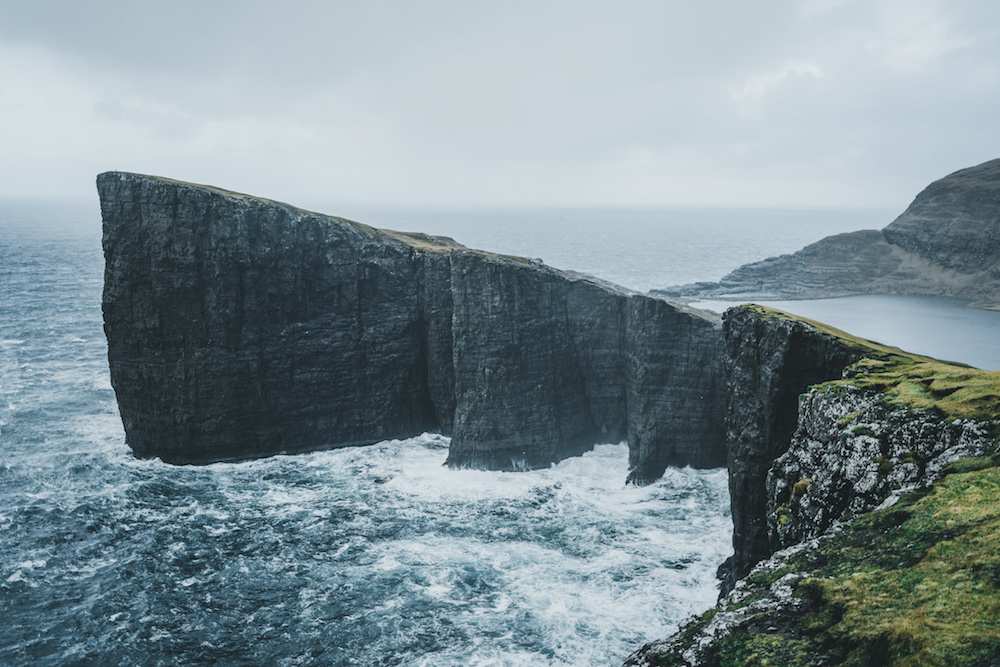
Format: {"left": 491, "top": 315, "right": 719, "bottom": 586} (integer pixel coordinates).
{"left": 99, "top": 171, "right": 725, "bottom": 477}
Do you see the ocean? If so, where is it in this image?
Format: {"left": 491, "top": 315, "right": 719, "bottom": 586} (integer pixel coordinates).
{"left": 2, "top": 199, "right": 995, "bottom": 665}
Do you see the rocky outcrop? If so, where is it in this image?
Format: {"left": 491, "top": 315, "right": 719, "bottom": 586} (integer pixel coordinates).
{"left": 627, "top": 306, "right": 1000, "bottom": 667}
{"left": 626, "top": 388, "right": 999, "bottom": 667}
{"left": 100, "top": 173, "right": 439, "bottom": 464}
{"left": 722, "top": 306, "right": 865, "bottom": 589}
{"left": 655, "top": 158, "right": 1000, "bottom": 309}
{"left": 768, "top": 386, "right": 995, "bottom": 551}
{"left": 99, "top": 172, "right": 726, "bottom": 474}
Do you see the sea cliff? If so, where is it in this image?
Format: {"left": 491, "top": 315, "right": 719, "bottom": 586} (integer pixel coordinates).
{"left": 627, "top": 306, "right": 1000, "bottom": 666}
{"left": 98, "top": 172, "right": 726, "bottom": 476}
{"left": 99, "top": 172, "right": 1000, "bottom": 663}
{"left": 721, "top": 306, "right": 867, "bottom": 590}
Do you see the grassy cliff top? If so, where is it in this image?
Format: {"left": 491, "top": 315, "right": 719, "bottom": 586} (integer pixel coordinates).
{"left": 741, "top": 303, "right": 1000, "bottom": 422}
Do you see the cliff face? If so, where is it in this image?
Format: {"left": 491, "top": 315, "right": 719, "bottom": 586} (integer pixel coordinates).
{"left": 99, "top": 172, "right": 726, "bottom": 475}
{"left": 627, "top": 307, "right": 1000, "bottom": 667}
{"left": 625, "top": 297, "right": 727, "bottom": 482}
{"left": 722, "top": 306, "right": 865, "bottom": 587}
{"left": 768, "top": 386, "right": 996, "bottom": 551}
{"left": 445, "top": 253, "right": 628, "bottom": 470}
{"left": 444, "top": 251, "right": 726, "bottom": 476}
{"left": 655, "top": 158, "right": 1000, "bottom": 309}
{"left": 100, "top": 173, "right": 439, "bottom": 464}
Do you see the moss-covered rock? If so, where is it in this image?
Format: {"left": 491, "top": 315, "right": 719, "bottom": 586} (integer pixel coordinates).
{"left": 628, "top": 459, "right": 1000, "bottom": 666}
{"left": 629, "top": 305, "right": 1000, "bottom": 666}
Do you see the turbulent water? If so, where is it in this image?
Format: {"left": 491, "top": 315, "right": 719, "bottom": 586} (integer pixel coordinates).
{"left": 3, "top": 198, "right": 977, "bottom": 665}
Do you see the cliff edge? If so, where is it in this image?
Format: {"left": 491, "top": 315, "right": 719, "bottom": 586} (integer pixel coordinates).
{"left": 99, "top": 172, "right": 725, "bottom": 477}
{"left": 655, "top": 158, "right": 1000, "bottom": 309}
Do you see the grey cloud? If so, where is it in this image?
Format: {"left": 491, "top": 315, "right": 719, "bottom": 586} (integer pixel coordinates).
{"left": 0, "top": 1, "right": 999, "bottom": 206}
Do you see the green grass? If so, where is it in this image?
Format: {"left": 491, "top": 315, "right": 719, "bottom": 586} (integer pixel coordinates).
{"left": 834, "top": 357, "right": 1000, "bottom": 422}
{"left": 793, "top": 458, "right": 1000, "bottom": 665}
{"left": 663, "top": 457, "right": 1000, "bottom": 666}
{"left": 380, "top": 230, "right": 466, "bottom": 252}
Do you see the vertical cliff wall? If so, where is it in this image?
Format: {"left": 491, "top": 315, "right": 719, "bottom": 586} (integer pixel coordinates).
{"left": 100, "top": 173, "right": 442, "bottom": 464}
{"left": 625, "top": 298, "right": 727, "bottom": 483}
{"left": 722, "top": 305, "right": 865, "bottom": 587}
{"left": 99, "top": 172, "right": 726, "bottom": 475}
{"left": 444, "top": 249, "right": 726, "bottom": 476}
{"left": 445, "top": 253, "right": 632, "bottom": 470}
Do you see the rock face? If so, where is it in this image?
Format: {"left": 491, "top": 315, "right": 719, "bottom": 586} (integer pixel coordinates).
{"left": 721, "top": 306, "right": 865, "bottom": 589}
{"left": 99, "top": 172, "right": 726, "bottom": 474}
{"left": 100, "top": 173, "right": 438, "bottom": 464}
{"left": 767, "top": 386, "right": 995, "bottom": 552}
{"left": 655, "top": 158, "right": 1000, "bottom": 309}
{"left": 626, "top": 386, "right": 998, "bottom": 667}
{"left": 446, "top": 256, "right": 727, "bottom": 475}
{"left": 625, "top": 297, "right": 727, "bottom": 483}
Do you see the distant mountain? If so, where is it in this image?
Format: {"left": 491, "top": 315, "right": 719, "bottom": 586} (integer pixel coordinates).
{"left": 654, "top": 158, "right": 1000, "bottom": 310}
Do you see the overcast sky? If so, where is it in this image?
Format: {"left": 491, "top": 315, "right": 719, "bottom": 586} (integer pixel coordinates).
{"left": 1, "top": 0, "right": 998, "bottom": 209}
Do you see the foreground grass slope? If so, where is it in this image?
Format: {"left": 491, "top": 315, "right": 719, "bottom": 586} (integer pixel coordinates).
{"left": 706, "top": 455, "right": 1000, "bottom": 666}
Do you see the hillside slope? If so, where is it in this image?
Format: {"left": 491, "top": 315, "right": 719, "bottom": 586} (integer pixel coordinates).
{"left": 656, "top": 159, "right": 1000, "bottom": 310}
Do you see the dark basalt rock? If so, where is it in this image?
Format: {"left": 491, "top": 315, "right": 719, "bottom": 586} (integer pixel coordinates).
{"left": 721, "top": 306, "right": 864, "bottom": 591}
{"left": 100, "top": 173, "right": 440, "bottom": 464}
{"left": 625, "top": 296, "right": 726, "bottom": 483}
{"left": 445, "top": 250, "right": 727, "bottom": 476}
{"left": 99, "top": 172, "right": 727, "bottom": 474}
{"left": 445, "top": 254, "right": 631, "bottom": 471}
{"left": 654, "top": 158, "right": 1000, "bottom": 309}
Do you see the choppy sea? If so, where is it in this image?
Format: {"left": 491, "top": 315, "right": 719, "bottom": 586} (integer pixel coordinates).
{"left": 2, "top": 199, "right": 995, "bottom": 665}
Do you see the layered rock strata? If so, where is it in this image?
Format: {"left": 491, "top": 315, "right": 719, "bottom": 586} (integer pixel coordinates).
{"left": 655, "top": 158, "right": 1000, "bottom": 309}
{"left": 100, "top": 174, "right": 440, "bottom": 464}
{"left": 767, "top": 386, "right": 995, "bottom": 551}
{"left": 99, "top": 172, "right": 726, "bottom": 475}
